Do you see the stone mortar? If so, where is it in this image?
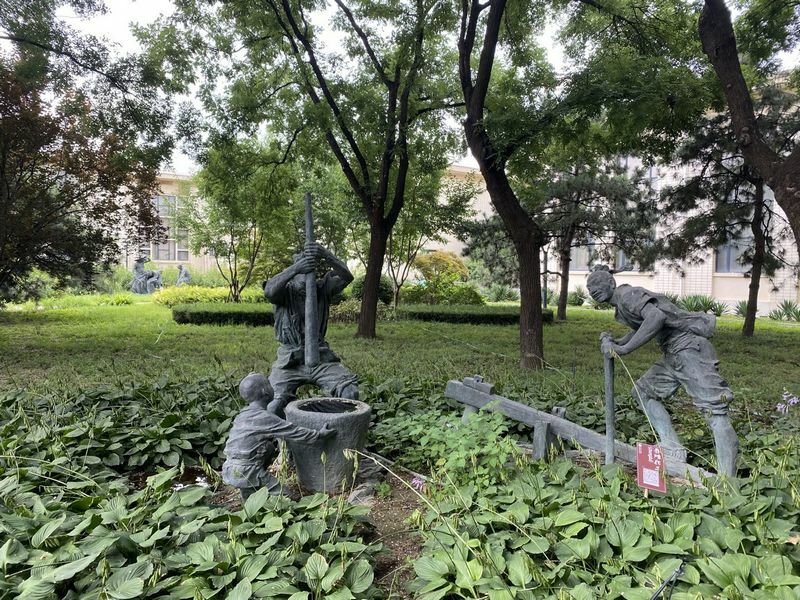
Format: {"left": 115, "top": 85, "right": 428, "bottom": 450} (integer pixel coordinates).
{"left": 285, "top": 397, "right": 372, "bottom": 493}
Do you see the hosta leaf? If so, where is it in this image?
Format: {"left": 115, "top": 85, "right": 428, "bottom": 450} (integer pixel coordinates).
{"left": 325, "top": 588, "right": 355, "bottom": 600}
{"left": 106, "top": 578, "right": 145, "bottom": 599}
{"left": 17, "top": 578, "right": 54, "bottom": 600}
{"left": 413, "top": 556, "right": 450, "bottom": 581}
{"left": 344, "top": 559, "right": 373, "bottom": 594}
{"left": 0, "top": 538, "right": 28, "bottom": 568}
{"left": 606, "top": 519, "right": 640, "bottom": 548}
{"left": 253, "top": 516, "right": 283, "bottom": 534}
{"left": 521, "top": 536, "right": 550, "bottom": 554}
{"left": 178, "top": 486, "right": 207, "bottom": 506}
{"left": 321, "top": 561, "right": 345, "bottom": 592}
{"left": 42, "top": 552, "right": 99, "bottom": 583}
{"left": 225, "top": 579, "right": 252, "bottom": 600}
{"left": 507, "top": 552, "right": 532, "bottom": 587}
{"left": 554, "top": 509, "right": 585, "bottom": 527}
{"left": 303, "top": 553, "right": 329, "bottom": 585}
{"left": 32, "top": 514, "right": 66, "bottom": 549}
{"left": 238, "top": 555, "right": 270, "bottom": 581}
{"left": 244, "top": 487, "right": 271, "bottom": 519}
{"left": 287, "top": 593, "right": 310, "bottom": 600}
{"left": 147, "top": 466, "right": 179, "bottom": 490}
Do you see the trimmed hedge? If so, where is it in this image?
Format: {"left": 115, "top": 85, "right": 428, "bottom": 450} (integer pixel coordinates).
{"left": 398, "top": 304, "right": 554, "bottom": 324}
{"left": 154, "top": 286, "right": 265, "bottom": 308}
{"left": 172, "top": 303, "right": 274, "bottom": 326}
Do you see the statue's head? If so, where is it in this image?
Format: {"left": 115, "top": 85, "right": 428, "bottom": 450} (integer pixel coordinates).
{"left": 587, "top": 265, "right": 616, "bottom": 303}
{"left": 239, "top": 372, "right": 273, "bottom": 407}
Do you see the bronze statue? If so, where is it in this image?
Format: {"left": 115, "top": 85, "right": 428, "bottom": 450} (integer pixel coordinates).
{"left": 221, "top": 372, "right": 335, "bottom": 499}
{"left": 587, "top": 265, "right": 738, "bottom": 477}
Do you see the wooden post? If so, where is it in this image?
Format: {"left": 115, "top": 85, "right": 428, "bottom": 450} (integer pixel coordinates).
{"left": 604, "top": 353, "right": 615, "bottom": 464}
{"left": 304, "top": 193, "right": 320, "bottom": 368}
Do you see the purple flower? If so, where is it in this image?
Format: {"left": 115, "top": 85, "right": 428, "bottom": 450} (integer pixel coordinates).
{"left": 777, "top": 403, "right": 789, "bottom": 414}
{"left": 411, "top": 476, "right": 425, "bottom": 491}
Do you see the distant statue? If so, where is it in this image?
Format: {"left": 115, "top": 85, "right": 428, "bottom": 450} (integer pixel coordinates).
{"left": 129, "top": 257, "right": 163, "bottom": 294}
{"left": 263, "top": 241, "right": 358, "bottom": 415}
{"left": 222, "top": 372, "right": 336, "bottom": 499}
{"left": 587, "top": 265, "right": 738, "bottom": 477}
{"left": 176, "top": 264, "right": 191, "bottom": 286}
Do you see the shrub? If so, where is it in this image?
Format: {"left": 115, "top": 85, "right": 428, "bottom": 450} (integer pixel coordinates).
{"left": 735, "top": 299, "right": 749, "bottom": 317}
{"left": 153, "top": 285, "right": 265, "bottom": 307}
{"left": 587, "top": 297, "right": 613, "bottom": 310}
{"left": 328, "top": 298, "right": 396, "bottom": 323}
{"left": 567, "top": 285, "right": 588, "bottom": 306}
{"left": 710, "top": 299, "right": 728, "bottom": 316}
{"left": 679, "top": 294, "right": 716, "bottom": 313}
{"left": 0, "top": 269, "right": 57, "bottom": 304}
{"left": 659, "top": 292, "right": 681, "bottom": 305}
{"left": 398, "top": 304, "right": 553, "bottom": 324}
{"left": 442, "top": 283, "right": 485, "bottom": 305}
{"left": 769, "top": 299, "right": 800, "bottom": 322}
{"left": 98, "top": 293, "right": 135, "bottom": 306}
{"left": 779, "top": 299, "right": 800, "bottom": 321}
{"left": 373, "top": 409, "right": 519, "bottom": 491}
{"left": 485, "top": 283, "right": 519, "bottom": 302}
{"left": 348, "top": 274, "right": 393, "bottom": 305}
{"left": 172, "top": 303, "right": 274, "bottom": 326}
{"left": 400, "top": 282, "right": 485, "bottom": 306}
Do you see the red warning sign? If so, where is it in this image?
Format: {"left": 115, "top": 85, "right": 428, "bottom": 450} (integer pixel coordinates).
{"left": 636, "top": 443, "right": 666, "bottom": 493}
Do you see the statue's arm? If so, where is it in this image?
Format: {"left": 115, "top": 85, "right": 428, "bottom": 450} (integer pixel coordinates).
{"left": 613, "top": 303, "right": 666, "bottom": 355}
{"left": 613, "top": 331, "right": 636, "bottom": 346}
{"left": 267, "top": 419, "right": 320, "bottom": 443}
{"left": 321, "top": 248, "right": 353, "bottom": 286}
{"left": 264, "top": 259, "right": 312, "bottom": 303}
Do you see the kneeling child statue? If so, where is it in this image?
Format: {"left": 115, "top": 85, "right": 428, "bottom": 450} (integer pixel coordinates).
{"left": 222, "top": 372, "right": 336, "bottom": 499}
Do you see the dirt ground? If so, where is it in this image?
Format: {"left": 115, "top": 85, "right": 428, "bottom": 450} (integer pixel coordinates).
{"left": 368, "top": 473, "right": 425, "bottom": 599}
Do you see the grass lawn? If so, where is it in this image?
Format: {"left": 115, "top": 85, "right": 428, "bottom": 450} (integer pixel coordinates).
{"left": 2, "top": 301, "right": 799, "bottom": 411}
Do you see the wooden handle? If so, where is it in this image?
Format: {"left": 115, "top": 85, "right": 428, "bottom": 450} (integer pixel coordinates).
{"left": 304, "top": 193, "right": 320, "bottom": 367}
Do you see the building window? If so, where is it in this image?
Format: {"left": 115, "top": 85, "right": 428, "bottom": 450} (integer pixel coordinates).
{"left": 715, "top": 238, "right": 750, "bottom": 273}
{"left": 151, "top": 195, "right": 188, "bottom": 261}
{"left": 569, "top": 238, "right": 594, "bottom": 271}
{"left": 615, "top": 249, "right": 638, "bottom": 271}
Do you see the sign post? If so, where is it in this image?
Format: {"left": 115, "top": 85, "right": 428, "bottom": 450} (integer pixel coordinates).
{"left": 636, "top": 442, "right": 667, "bottom": 493}
{"left": 602, "top": 335, "right": 615, "bottom": 465}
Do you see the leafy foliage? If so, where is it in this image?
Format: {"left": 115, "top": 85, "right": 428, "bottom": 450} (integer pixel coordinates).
{"left": 567, "top": 286, "right": 588, "bottom": 307}
{"left": 349, "top": 275, "right": 394, "bottom": 306}
{"left": 0, "top": 377, "right": 381, "bottom": 598}
{"left": 768, "top": 300, "right": 800, "bottom": 322}
{"left": 153, "top": 286, "right": 265, "bottom": 308}
{"left": 411, "top": 446, "right": 800, "bottom": 599}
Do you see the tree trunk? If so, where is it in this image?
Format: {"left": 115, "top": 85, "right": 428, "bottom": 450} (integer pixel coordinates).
{"left": 557, "top": 248, "right": 571, "bottom": 321}
{"left": 357, "top": 221, "right": 388, "bottom": 338}
{"left": 699, "top": 0, "right": 800, "bottom": 247}
{"left": 517, "top": 238, "right": 545, "bottom": 369}
{"left": 743, "top": 181, "right": 766, "bottom": 337}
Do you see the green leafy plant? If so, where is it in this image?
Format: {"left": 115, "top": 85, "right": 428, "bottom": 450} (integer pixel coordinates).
{"left": 678, "top": 294, "right": 717, "bottom": 313}
{"left": 153, "top": 285, "right": 265, "bottom": 307}
{"left": 567, "top": 286, "right": 588, "bottom": 306}
{"left": 485, "top": 283, "right": 520, "bottom": 302}
{"left": 735, "top": 299, "right": 749, "bottom": 317}
{"left": 348, "top": 274, "right": 394, "bottom": 305}
{"left": 711, "top": 299, "right": 729, "bottom": 316}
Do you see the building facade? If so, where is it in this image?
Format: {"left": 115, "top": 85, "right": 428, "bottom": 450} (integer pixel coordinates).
{"left": 119, "top": 173, "right": 215, "bottom": 274}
